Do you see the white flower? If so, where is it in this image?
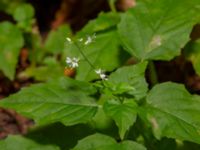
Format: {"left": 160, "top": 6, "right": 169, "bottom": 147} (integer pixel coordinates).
{"left": 66, "top": 57, "right": 72, "bottom": 64}
{"left": 66, "top": 57, "right": 79, "bottom": 68}
{"left": 84, "top": 33, "right": 96, "bottom": 45}
{"left": 95, "top": 68, "right": 108, "bottom": 80}
{"left": 100, "top": 73, "right": 107, "bottom": 80}
{"left": 66, "top": 37, "right": 72, "bottom": 43}
{"left": 79, "top": 38, "right": 83, "bottom": 42}
{"left": 95, "top": 69, "right": 102, "bottom": 75}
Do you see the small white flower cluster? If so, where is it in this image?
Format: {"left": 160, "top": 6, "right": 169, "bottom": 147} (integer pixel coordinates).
{"left": 95, "top": 69, "right": 108, "bottom": 80}
{"left": 65, "top": 33, "right": 108, "bottom": 80}
{"left": 66, "top": 57, "right": 79, "bottom": 68}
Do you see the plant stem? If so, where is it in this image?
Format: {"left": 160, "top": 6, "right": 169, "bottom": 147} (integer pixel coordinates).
{"left": 149, "top": 61, "right": 158, "bottom": 86}
{"left": 109, "top": 0, "right": 117, "bottom": 12}
{"left": 74, "top": 42, "right": 96, "bottom": 69}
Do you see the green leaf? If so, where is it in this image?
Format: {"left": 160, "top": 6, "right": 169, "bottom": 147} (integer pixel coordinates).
{"left": 13, "top": 3, "right": 35, "bottom": 31}
{"left": 0, "top": 22, "right": 24, "bottom": 80}
{"left": 104, "top": 99, "right": 138, "bottom": 139}
{"left": 144, "top": 82, "right": 200, "bottom": 144}
{"left": 45, "top": 25, "right": 71, "bottom": 54}
{"left": 78, "top": 12, "right": 120, "bottom": 36}
{"left": 0, "top": 135, "right": 60, "bottom": 150}
{"left": 0, "top": 77, "right": 98, "bottom": 126}
{"left": 65, "top": 31, "right": 127, "bottom": 81}
{"left": 27, "top": 123, "right": 95, "bottom": 150}
{"left": 118, "top": 0, "right": 200, "bottom": 61}
{"left": 72, "top": 133, "right": 146, "bottom": 150}
{"left": 184, "top": 40, "right": 200, "bottom": 75}
{"left": 0, "top": 0, "right": 25, "bottom": 14}
{"left": 13, "top": 4, "right": 34, "bottom": 21}
{"left": 108, "top": 61, "right": 148, "bottom": 100}
{"left": 19, "top": 57, "right": 63, "bottom": 81}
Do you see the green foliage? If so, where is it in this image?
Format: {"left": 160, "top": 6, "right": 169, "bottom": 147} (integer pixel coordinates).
{"left": 13, "top": 3, "right": 35, "bottom": 31}
{"left": 104, "top": 99, "right": 138, "bottom": 139}
{"left": 78, "top": 12, "right": 120, "bottom": 36}
{"left": 0, "top": 135, "right": 59, "bottom": 150}
{"left": 65, "top": 31, "right": 127, "bottom": 81}
{"left": 144, "top": 82, "right": 200, "bottom": 144}
{"left": 1, "top": 0, "right": 200, "bottom": 149}
{"left": 0, "top": 77, "right": 98, "bottom": 126}
{"left": 184, "top": 40, "right": 200, "bottom": 75}
{"left": 45, "top": 25, "right": 72, "bottom": 54}
{"left": 118, "top": 0, "right": 200, "bottom": 61}
{"left": 107, "top": 61, "right": 148, "bottom": 100}
{"left": 19, "top": 57, "right": 64, "bottom": 81}
{"left": 0, "top": 0, "right": 25, "bottom": 14}
{"left": 72, "top": 133, "right": 146, "bottom": 150}
{"left": 0, "top": 22, "right": 24, "bottom": 80}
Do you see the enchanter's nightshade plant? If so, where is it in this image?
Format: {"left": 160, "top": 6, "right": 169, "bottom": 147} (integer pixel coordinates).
{"left": 1, "top": 0, "right": 200, "bottom": 150}
{"left": 65, "top": 34, "right": 108, "bottom": 80}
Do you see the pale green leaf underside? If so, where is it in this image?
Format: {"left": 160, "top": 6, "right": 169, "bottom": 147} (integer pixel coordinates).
{"left": 0, "top": 77, "right": 98, "bottom": 126}
{"left": 118, "top": 0, "right": 200, "bottom": 61}
{"left": 145, "top": 82, "right": 200, "bottom": 144}
{"left": 0, "top": 21, "right": 24, "bottom": 80}
{"left": 0, "top": 135, "right": 59, "bottom": 150}
{"left": 104, "top": 99, "right": 138, "bottom": 139}
{"left": 108, "top": 61, "right": 148, "bottom": 100}
{"left": 72, "top": 133, "right": 146, "bottom": 150}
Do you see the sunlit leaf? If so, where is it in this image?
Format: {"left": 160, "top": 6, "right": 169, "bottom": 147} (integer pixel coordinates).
{"left": 143, "top": 82, "right": 200, "bottom": 144}
{"left": 0, "top": 77, "right": 98, "bottom": 126}
{"left": 118, "top": 0, "right": 200, "bottom": 61}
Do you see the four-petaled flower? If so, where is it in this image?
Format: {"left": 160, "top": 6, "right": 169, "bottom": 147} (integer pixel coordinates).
{"left": 66, "top": 57, "right": 79, "bottom": 68}
{"left": 95, "top": 69, "right": 108, "bottom": 80}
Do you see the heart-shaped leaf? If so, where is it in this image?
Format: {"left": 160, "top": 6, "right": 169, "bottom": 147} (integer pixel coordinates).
{"left": 118, "top": 0, "right": 200, "bottom": 61}
{"left": 143, "top": 82, "right": 200, "bottom": 144}
{"left": 104, "top": 99, "right": 138, "bottom": 139}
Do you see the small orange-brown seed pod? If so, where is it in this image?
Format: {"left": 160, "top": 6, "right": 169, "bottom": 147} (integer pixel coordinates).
{"left": 64, "top": 67, "right": 76, "bottom": 78}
